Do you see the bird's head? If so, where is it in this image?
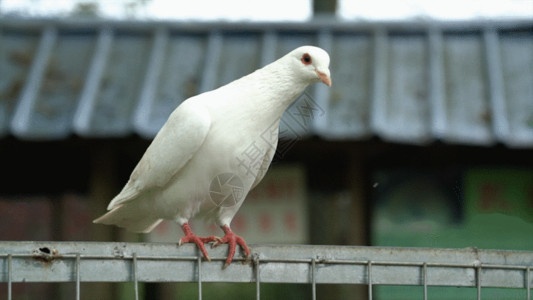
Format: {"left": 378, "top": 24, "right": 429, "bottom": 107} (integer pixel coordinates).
{"left": 287, "top": 46, "right": 332, "bottom": 87}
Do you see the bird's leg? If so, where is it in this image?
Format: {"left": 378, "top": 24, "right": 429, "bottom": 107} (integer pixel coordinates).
{"left": 212, "top": 224, "right": 251, "bottom": 269}
{"left": 178, "top": 222, "right": 218, "bottom": 261}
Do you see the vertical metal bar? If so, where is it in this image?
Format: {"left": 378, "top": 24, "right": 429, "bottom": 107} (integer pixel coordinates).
{"left": 76, "top": 254, "right": 81, "bottom": 300}
{"left": 527, "top": 266, "right": 531, "bottom": 300}
{"left": 7, "top": 254, "right": 12, "bottom": 300}
{"left": 197, "top": 257, "right": 202, "bottom": 300}
{"left": 311, "top": 258, "right": 316, "bottom": 300}
{"left": 477, "top": 266, "right": 482, "bottom": 300}
{"left": 423, "top": 263, "right": 428, "bottom": 300}
{"left": 368, "top": 261, "right": 373, "bottom": 300}
{"left": 133, "top": 253, "right": 139, "bottom": 300}
{"left": 255, "top": 256, "right": 260, "bottom": 300}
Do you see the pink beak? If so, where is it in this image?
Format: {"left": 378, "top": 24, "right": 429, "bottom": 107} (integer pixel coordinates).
{"left": 316, "top": 70, "right": 332, "bottom": 87}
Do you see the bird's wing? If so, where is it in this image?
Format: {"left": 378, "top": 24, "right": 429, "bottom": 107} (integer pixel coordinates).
{"left": 107, "top": 99, "right": 211, "bottom": 210}
{"left": 250, "top": 142, "right": 277, "bottom": 190}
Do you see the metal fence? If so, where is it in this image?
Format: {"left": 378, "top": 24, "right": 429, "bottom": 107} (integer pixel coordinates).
{"left": 0, "top": 241, "right": 531, "bottom": 300}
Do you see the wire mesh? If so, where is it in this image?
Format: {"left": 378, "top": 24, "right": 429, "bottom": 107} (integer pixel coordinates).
{"left": 0, "top": 242, "right": 532, "bottom": 300}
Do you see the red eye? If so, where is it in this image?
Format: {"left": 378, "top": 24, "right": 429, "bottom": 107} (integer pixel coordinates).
{"left": 301, "top": 53, "right": 312, "bottom": 65}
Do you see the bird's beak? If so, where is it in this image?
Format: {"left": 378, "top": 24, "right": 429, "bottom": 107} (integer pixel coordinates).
{"left": 315, "top": 69, "right": 332, "bottom": 87}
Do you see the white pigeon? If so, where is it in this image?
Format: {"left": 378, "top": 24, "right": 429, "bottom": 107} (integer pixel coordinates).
{"left": 94, "top": 45, "right": 331, "bottom": 268}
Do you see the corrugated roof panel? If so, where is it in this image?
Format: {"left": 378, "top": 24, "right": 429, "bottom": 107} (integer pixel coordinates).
{"left": 135, "top": 32, "right": 208, "bottom": 137}
{"left": 132, "top": 28, "right": 168, "bottom": 137}
{"left": 198, "top": 31, "right": 222, "bottom": 93}
{"left": 73, "top": 28, "right": 112, "bottom": 136}
{"left": 19, "top": 29, "right": 94, "bottom": 139}
{"left": 382, "top": 34, "right": 430, "bottom": 143}
{"left": 0, "top": 20, "right": 531, "bottom": 148}
{"left": 483, "top": 28, "right": 509, "bottom": 144}
{"left": 500, "top": 31, "right": 533, "bottom": 147}
{"left": 442, "top": 33, "right": 493, "bottom": 145}
{"left": 310, "top": 30, "right": 332, "bottom": 135}
{"left": 427, "top": 28, "right": 447, "bottom": 140}
{"left": 87, "top": 30, "right": 151, "bottom": 137}
{"left": 369, "top": 30, "right": 388, "bottom": 140}
{"left": 215, "top": 33, "right": 262, "bottom": 87}
{"left": 11, "top": 27, "right": 59, "bottom": 139}
{"left": 322, "top": 32, "right": 371, "bottom": 139}
{"left": 0, "top": 29, "right": 39, "bottom": 138}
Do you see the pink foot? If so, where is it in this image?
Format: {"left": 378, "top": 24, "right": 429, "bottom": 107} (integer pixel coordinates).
{"left": 179, "top": 223, "right": 217, "bottom": 261}
{"left": 212, "top": 225, "right": 251, "bottom": 269}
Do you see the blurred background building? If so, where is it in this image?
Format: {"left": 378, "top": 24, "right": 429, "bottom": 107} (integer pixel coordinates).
{"left": 0, "top": 0, "right": 532, "bottom": 299}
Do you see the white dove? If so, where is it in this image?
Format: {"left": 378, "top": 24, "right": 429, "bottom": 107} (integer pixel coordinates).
{"left": 94, "top": 46, "right": 331, "bottom": 268}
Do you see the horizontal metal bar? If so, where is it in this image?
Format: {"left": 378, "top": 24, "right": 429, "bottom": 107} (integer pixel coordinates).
{"left": 0, "top": 242, "right": 531, "bottom": 288}
{"left": 1, "top": 18, "right": 532, "bottom": 33}
{"left": 3, "top": 252, "right": 529, "bottom": 270}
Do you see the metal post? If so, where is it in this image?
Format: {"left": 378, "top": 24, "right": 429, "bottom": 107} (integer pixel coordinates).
{"left": 423, "top": 263, "right": 428, "bottom": 300}
{"left": 76, "top": 254, "right": 81, "bottom": 300}
{"left": 7, "top": 254, "right": 12, "bottom": 300}
{"left": 197, "top": 257, "right": 202, "bottom": 300}
{"left": 311, "top": 258, "right": 316, "bottom": 300}
{"left": 368, "top": 261, "right": 373, "bottom": 300}
{"left": 133, "top": 253, "right": 139, "bottom": 300}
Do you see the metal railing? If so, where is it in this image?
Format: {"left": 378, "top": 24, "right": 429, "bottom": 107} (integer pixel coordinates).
{"left": 0, "top": 241, "right": 532, "bottom": 300}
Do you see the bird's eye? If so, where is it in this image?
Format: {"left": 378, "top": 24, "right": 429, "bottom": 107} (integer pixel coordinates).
{"left": 301, "top": 53, "right": 312, "bottom": 65}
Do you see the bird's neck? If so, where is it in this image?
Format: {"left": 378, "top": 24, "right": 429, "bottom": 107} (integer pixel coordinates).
{"left": 244, "top": 60, "right": 309, "bottom": 116}
{"left": 204, "top": 59, "right": 311, "bottom": 131}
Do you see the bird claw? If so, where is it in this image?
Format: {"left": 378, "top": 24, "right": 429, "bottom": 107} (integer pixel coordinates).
{"left": 179, "top": 223, "right": 217, "bottom": 261}
{"left": 241, "top": 254, "right": 252, "bottom": 265}
{"left": 211, "top": 237, "right": 224, "bottom": 248}
{"left": 179, "top": 223, "right": 250, "bottom": 268}
{"left": 214, "top": 225, "right": 251, "bottom": 269}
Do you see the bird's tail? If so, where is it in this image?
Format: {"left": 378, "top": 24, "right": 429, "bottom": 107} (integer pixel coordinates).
{"left": 93, "top": 203, "right": 163, "bottom": 233}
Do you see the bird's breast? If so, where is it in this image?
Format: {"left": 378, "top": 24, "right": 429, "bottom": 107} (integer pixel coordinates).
{"left": 202, "top": 115, "right": 279, "bottom": 181}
